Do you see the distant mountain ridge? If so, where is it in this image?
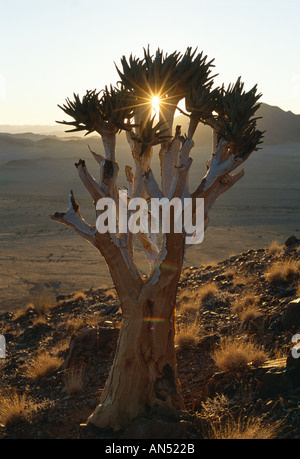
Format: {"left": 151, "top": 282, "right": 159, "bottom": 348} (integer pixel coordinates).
{"left": 0, "top": 103, "right": 299, "bottom": 148}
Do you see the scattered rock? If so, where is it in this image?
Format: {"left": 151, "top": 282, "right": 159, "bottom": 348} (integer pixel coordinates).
{"left": 102, "top": 304, "right": 119, "bottom": 315}
{"left": 1, "top": 241, "right": 299, "bottom": 439}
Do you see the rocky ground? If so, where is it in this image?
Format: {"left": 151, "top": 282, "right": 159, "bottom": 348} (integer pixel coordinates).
{"left": 0, "top": 235, "right": 300, "bottom": 439}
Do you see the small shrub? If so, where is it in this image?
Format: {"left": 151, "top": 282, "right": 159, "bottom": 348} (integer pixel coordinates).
{"left": 0, "top": 390, "right": 28, "bottom": 426}
{"left": 65, "top": 317, "right": 86, "bottom": 333}
{"left": 178, "top": 282, "right": 219, "bottom": 313}
{"left": 267, "top": 241, "right": 283, "bottom": 256}
{"left": 211, "top": 337, "right": 268, "bottom": 372}
{"left": 24, "top": 352, "right": 63, "bottom": 380}
{"left": 224, "top": 268, "right": 236, "bottom": 280}
{"left": 239, "top": 305, "right": 260, "bottom": 324}
{"left": 265, "top": 259, "right": 300, "bottom": 284}
{"left": 13, "top": 309, "right": 26, "bottom": 321}
{"left": 72, "top": 291, "right": 86, "bottom": 301}
{"left": 104, "top": 289, "right": 117, "bottom": 300}
{"left": 175, "top": 321, "right": 200, "bottom": 349}
{"left": 232, "top": 275, "right": 254, "bottom": 287}
{"left": 28, "top": 294, "right": 53, "bottom": 316}
{"left": 64, "top": 365, "right": 85, "bottom": 394}
{"left": 198, "top": 282, "right": 219, "bottom": 304}
{"left": 231, "top": 295, "right": 257, "bottom": 315}
{"left": 178, "top": 291, "right": 199, "bottom": 313}
{"left": 231, "top": 296, "right": 260, "bottom": 324}
{"left": 205, "top": 415, "right": 280, "bottom": 439}
{"left": 0, "top": 390, "right": 50, "bottom": 427}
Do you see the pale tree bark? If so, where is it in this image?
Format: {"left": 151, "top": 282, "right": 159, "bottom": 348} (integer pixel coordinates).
{"left": 53, "top": 50, "right": 263, "bottom": 432}
{"left": 52, "top": 118, "right": 251, "bottom": 432}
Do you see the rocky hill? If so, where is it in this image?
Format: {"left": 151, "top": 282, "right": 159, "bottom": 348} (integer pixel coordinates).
{"left": 0, "top": 236, "right": 300, "bottom": 439}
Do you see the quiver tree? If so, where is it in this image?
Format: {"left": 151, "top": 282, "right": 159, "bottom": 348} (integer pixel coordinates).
{"left": 52, "top": 47, "right": 264, "bottom": 431}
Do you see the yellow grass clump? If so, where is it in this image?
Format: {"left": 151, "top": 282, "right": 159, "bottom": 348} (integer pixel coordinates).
{"left": 223, "top": 268, "right": 236, "bottom": 280}
{"left": 64, "top": 365, "right": 85, "bottom": 394}
{"left": 175, "top": 321, "right": 200, "bottom": 349}
{"left": 65, "top": 317, "right": 87, "bottom": 333}
{"left": 0, "top": 390, "right": 50, "bottom": 427}
{"left": 231, "top": 295, "right": 260, "bottom": 324}
{"left": 24, "top": 351, "right": 63, "bottom": 380}
{"left": 267, "top": 240, "right": 284, "bottom": 256}
{"left": 211, "top": 337, "right": 268, "bottom": 373}
{"left": 178, "top": 282, "right": 219, "bottom": 313}
{"left": 72, "top": 291, "right": 86, "bottom": 301}
{"left": 205, "top": 415, "right": 280, "bottom": 439}
{"left": 28, "top": 294, "right": 53, "bottom": 316}
{"left": 265, "top": 259, "right": 300, "bottom": 284}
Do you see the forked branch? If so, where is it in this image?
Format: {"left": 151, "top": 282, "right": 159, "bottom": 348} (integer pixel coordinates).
{"left": 50, "top": 190, "right": 97, "bottom": 246}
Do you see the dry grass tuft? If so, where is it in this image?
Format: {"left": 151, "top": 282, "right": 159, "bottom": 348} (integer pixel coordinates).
{"left": 23, "top": 351, "right": 63, "bottom": 380}
{"left": 64, "top": 365, "right": 85, "bottom": 394}
{"left": 27, "top": 294, "right": 53, "bottom": 316}
{"left": 265, "top": 259, "right": 300, "bottom": 284}
{"left": 13, "top": 308, "right": 26, "bottom": 321}
{"left": 205, "top": 415, "right": 280, "bottom": 439}
{"left": 231, "top": 295, "right": 260, "bottom": 324}
{"left": 223, "top": 268, "right": 236, "bottom": 280}
{"left": 32, "top": 315, "right": 47, "bottom": 326}
{"left": 0, "top": 390, "right": 50, "bottom": 427}
{"left": 175, "top": 320, "right": 200, "bottom": 349}
{"left": 239, "top": 305, "right": 260, "bottom": 324}
{"left": 178, "top": 291, "right": 199, "bottom": 314}
{"left": 211, "top": 337, "right": 268, "bottom": 372}
{"left": 104, "top": 289, "right": 118, "bottom": 300}
{"left": 232, "top": 274, "right": 255, "bottom": 287}
{"left": 178, "top": 282, "right": 219, "bottom": 313}
{"left": 231, "top": 295, "right": 257, "bottom": 315}
{"left": 72, "top": 291, "right": 86, "bottom": 301}
{"left": 267, "top": 240, "right": 284, "bottom": 256}
{"left": 65, "top": 317, "right": 87, "bottom": 333}
{"left": 0, "top": 390, "right": 28, "bottom": 426}
{"left": 198, "top": 282, "right": 219, "bottom": 304}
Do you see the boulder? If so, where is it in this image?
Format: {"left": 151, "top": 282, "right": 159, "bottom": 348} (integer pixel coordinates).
{"left": 63, "top": 327, "right": 98, "bottom": 368}
{"left": 120, "top": 416, "right": 188, "bottom": 439}
{"left": 284, "top": 235, "right": 299, "bottom": 247}
{"left": 282, "top": 298, "right": 300, "bottom": 330}
{"left": 257, "top": 369, "right": 291, "bottom": 399}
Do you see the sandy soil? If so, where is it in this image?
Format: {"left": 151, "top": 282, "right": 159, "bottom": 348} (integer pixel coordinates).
{"left": 0, "top": 141, "right": 299, "bottom": 312}
{"left": 0, "top": 194, "right": 298, "bottom": 312}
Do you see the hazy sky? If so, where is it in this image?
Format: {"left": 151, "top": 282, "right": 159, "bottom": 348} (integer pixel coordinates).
{"left": 0, "top": 0, "right": 299, "bottom": 125}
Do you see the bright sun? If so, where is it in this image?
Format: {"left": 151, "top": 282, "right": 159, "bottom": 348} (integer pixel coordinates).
{"left": 151, "top": 96, "right": 160, "bottom": 117}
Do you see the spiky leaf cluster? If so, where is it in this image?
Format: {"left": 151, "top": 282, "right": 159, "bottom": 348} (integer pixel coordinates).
{"left": 185, "top": 86, "right": 220, "bottom": 123}
{"left": 57, "top": 90, "right": 101, "bottom": 135}
{"left": 215, "top": 78, "right": 264, "bottom": 157}
{"left": 99, "top": 85, "right": 136, "bottom": 132}
{"left": 136, "top": 116, "right": 171, "bottom": 156}
{"left": 143, "top": 47, "right": 181, "bottom": 97}
{"left": 116, "top": 54, "right": 147, "bottom": 97}
{"left": 57, "top": 87, "right": 136, "bottom": 135}
{"left": 116, "top": 47, "right": 216, "bottom": 104}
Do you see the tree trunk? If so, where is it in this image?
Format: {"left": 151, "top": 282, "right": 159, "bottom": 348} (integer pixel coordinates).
{"left": 87, "top": 279, "right": 184, "bottom": 431}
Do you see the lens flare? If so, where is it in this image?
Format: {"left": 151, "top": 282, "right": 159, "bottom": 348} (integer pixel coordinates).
{"left": 151, "top": 95, "right": 160, "bottom": 118}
